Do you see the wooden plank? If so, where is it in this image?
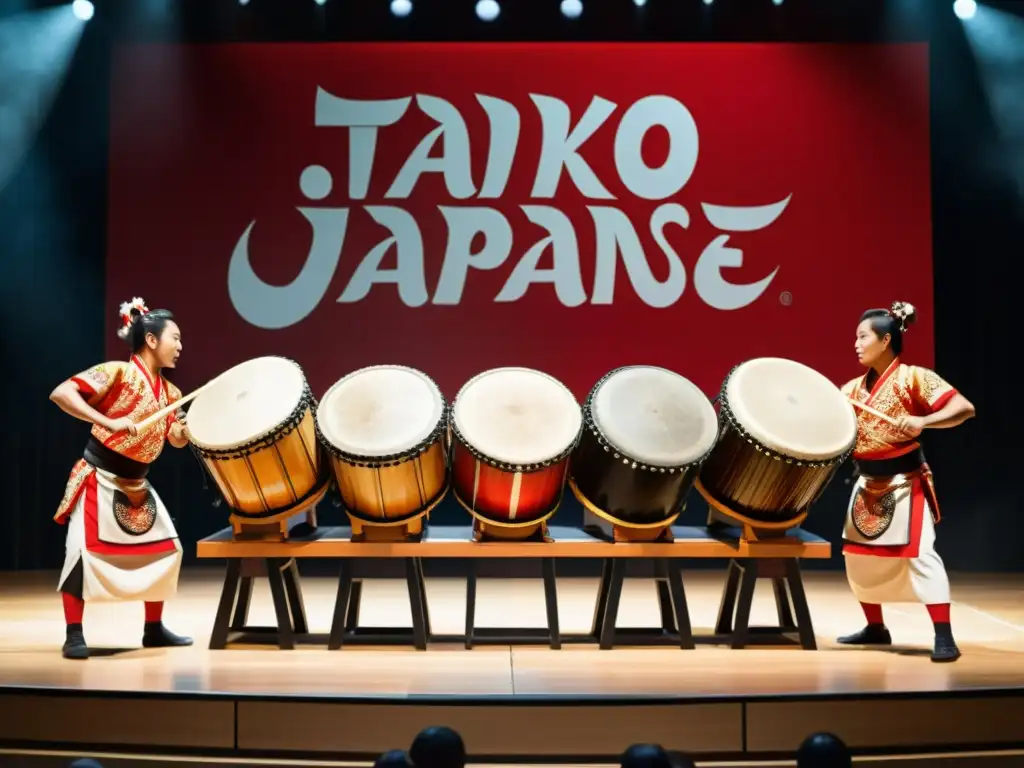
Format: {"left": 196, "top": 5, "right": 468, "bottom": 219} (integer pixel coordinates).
{"left": 196, "top": 524, "right": 831, "bottom": 560}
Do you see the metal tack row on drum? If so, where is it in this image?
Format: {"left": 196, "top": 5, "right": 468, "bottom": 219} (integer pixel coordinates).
{"left": 184, "top": 357, "right": 859, "bottom": 543}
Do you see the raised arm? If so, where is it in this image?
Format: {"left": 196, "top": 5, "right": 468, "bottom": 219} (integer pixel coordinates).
{"left": 49, "top": 362, "right": 127, "bottom": 433}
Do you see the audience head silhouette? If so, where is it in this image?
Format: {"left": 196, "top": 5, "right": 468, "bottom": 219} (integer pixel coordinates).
{"left": 620, "top": 743, "right": 681, "bottom": 768}
{"left": 410, "top": 726, "right": 467, "bottom": 768}
{"left": 375, "top": 749, "right": 414, "bottom": 768}
{"left": 796, "top": 732, "right": 852, "bottom": 768}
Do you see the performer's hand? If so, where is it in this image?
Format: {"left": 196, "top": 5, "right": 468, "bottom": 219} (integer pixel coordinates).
{"left": 895, "top": 414, "right": 925, "bottom": 437}
{"left": 107, "top": 416, "right": 138, "bottom": 436}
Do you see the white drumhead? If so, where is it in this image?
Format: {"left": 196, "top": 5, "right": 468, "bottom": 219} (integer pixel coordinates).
{"left": 725, "top": 357, "right": 857, "bottom": 461}
{"left": 592, "top": 366, "right": 718, "bottom": 467}
{"left": 317, "top": 365, "right": 444, "bottom": 457}
{"left": 453, "top": 367, "right": 582, "bottom": 466}
{"left": 187, "top": 357, "right": 306, "bottom": 450}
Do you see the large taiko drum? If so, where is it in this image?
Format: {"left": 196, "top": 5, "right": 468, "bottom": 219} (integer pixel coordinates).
{"left": 187, "top": 357, "right": 328, "bottom": 529}
{"left": 696, "top": 357, "right": 857, "bottom": 530}
{"left": 450, "top": 367, "right": 582, "bottom": 539}
{"left": 315, "top": 365, "right": 448, "bottom": 537}
{"left": 570, "top": 366, "right": 719, "bottom": 540}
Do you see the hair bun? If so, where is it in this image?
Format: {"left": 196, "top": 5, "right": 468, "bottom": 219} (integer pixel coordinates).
{"left": 889, "top": 301, "right": 917, "bottom": 331}
{"left": 117, "top": 296, "right": 150, "bottom": 340}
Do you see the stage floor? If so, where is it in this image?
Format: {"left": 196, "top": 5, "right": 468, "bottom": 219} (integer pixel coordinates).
{"left": 1, "top": 568, "right": 1023, "bottom": 698}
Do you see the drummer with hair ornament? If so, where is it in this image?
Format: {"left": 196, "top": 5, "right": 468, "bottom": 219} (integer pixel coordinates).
{"left": 48, "top": 297, "right": 193, "bottom": 659}
{"left": 838, "top": 301, "right": 975, "bottom": 662}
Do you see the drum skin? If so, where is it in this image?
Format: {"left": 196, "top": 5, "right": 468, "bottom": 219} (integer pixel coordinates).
{"left": 192, "top": 393, "right": 326, "bottom": 517}
{"left": 324, "top": 431, "right": 449, "bottom": 524}
{"left": 571, "top": 427, "right": 703, "bottom": 526}
{"left": 450, "top": 433, "right": 570, "bottom": 524}
{"left": 698, "top": 387, "right": 853, "bottom": 526}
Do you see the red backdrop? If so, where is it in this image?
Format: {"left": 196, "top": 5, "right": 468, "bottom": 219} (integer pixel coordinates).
{"left": 107, "top": 42, "right": 933, "bottom": 402}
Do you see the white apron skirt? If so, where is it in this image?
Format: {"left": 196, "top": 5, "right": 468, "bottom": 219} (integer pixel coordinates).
{"left": 57, "top": 467, "right": 183, "bottom": 603}
{"left": 842, "top": 472, "right": 950, "bottom": 605}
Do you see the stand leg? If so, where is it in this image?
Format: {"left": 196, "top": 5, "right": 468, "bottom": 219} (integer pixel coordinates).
{"left": 405, "top": 558, "right": 428, "bottom": 651}
{"left": 464, "top": 560, "right": 477, "bottom": 650}
{"left": 715, "top": 560, "right": 742, "bottom": 635}
{"left": 283, "top": 559, "right": 307, "bottom": 635}
{"left": 344, "top": 581, "right": 363, "bottom": 632}
{"left": 230, "top": 574, "right": 252, "bottom": 631}
{"left": 210, "top": 559, "right": 241, "bottom": 650}
{"left": 265, "top": 558, "right": 295, "bottom": 650}
{"left": 541, "top": 558, "right": 561, "bottom": 650}
{"left": 416, "top": 558, "right": 432, "bottom": 636}
{"left": 663, "top": 559, "right": 695, "bottom": 650}
{"left": 589, "top": 560, "right": 612, "bottom": 640}
{"left": 786, "top": 560, "right": 817, "bottom": 650}
{"left": 772, "top": 577, "right": 795, "bottom": 629}
{"left": 730, "top": 562, "right": 758, "bottom": 650}
{"left": 599, "top": 560, "right": 627, "bottom": 650}
{"left": 328, "top": 560, "right": 353, "bottom": 650}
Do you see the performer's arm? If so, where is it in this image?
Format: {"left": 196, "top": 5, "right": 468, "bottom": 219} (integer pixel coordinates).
{"left": 167, "top": 420, "right": 190, "bottom": 449}
{"left": 921, "top": 392, "right": 975, "bottom": 429}
{"left": 49, "top": 363, "right": 128, "bottom": 433}
{"left": 164, "top": 381, "right": 190, "bottom": 449}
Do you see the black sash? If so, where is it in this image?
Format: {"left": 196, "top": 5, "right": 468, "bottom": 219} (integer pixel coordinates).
{"left": 83, "top": 436, "right": 149, "bottom": 480}
{"left": 853, "top": 447, "right": 925, "bottom": 479}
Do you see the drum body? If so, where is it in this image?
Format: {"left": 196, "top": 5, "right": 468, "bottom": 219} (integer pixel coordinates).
{"left": 316, "top": 365, "right": 448, "bottom": 524}
{"left": 450, "top": 368, "right": 582, "bottom": 526}
{"left": 572, "top": 366, "right": 719, "bottom": 527}
{"left": 187, "top": 357, "right": 326, "bottom": 517}
{"left": 698, "top": 357, "right": 857, "bottom": 526}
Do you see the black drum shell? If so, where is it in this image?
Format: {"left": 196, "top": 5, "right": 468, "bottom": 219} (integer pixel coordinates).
{"left": 571, "top": 425, "right": 700, "bottom": 526}
{"left": 697, "top": 415, "right": 846, "bottom": 525}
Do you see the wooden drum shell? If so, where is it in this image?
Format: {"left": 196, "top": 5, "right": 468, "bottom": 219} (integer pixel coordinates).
{"left": 698, "top": 409, "right": 849, "bottom": 526}
{"left": 571, "top": 426, "right": 701, "bottom": 526}
{"left": 327, "top": 436, "right": 449, "bottom": 524}
{"left": 450, "top": 433, "right": 570, "bottom": 525}
{"left": 192, "top": 399, "right": 326, "bottom": 518}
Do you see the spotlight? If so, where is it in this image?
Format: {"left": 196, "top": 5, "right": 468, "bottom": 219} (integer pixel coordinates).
{"left": 633, "top": 0, "right": 646, "bottom": 7}
{"left": 314, "top": 0, "right": 326, "bottom": 5}
{"left": 704, "top": 0, "right": 714, "bottom": 5}
{"left": 476, "top": 0, "right": 499, "bottom": 21}
{"left": 772, "top": 0, "right": 783, "bottom": 5}
{"left": 953, "top": 0, "right": 976, "bottom": 19}
{"left": 560, "top": 0, "right": 582, "bottom": 19}
{"left": 391, "top": 0, "right": 412, "bottom": 16}
{"left": 239, "top": 0, "right": 250, "bottom": 5}
{"left": 72, "top": 0, "right": 94, "bottom": 20}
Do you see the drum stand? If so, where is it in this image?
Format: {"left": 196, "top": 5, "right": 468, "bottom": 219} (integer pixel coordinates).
{"left": 228, "top": 482, "right": 329, "bottom": 541}
{"left": 569, "top": 479, "right": 678, "bottom": 543}
{"left": 694, "top": 477, "right": 817, "bottom": 650}
{"left": 346, "top": 491, "right": 448, "bottom": 543}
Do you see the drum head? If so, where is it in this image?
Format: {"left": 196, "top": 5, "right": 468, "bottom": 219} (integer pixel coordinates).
{"left": 187, "top": 357, "right": 306, "bottom": 451}
{"left": 317, "top": 365, "right": 444, "bottom": 458}
{"left": 592, "top": 366, "right": 718, "bottom": 467}
{"left": 725, "top": 357, "right": 857, "bottom": 461}
{"left": 453, "top": 367, "right": 582, "bottom": 466}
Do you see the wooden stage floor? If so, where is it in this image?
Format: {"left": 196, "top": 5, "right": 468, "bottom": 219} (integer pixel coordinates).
{"left": 1, "top": 568, "right": 1023, "bottom": 761}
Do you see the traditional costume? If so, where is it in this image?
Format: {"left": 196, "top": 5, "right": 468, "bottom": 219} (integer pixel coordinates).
{"left": 839, "top": 356, "right": 960, "bottom": 661}
{"left": 56, "top": 301, "right": 191, "bottom": 659}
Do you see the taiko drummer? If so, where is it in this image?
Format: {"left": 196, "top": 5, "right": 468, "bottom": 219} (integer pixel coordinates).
{"left": 839, "top": 301, "right": 975, "bottom": 662}
{"left": 48, "top": 297, "right": 193, "bottom": 659}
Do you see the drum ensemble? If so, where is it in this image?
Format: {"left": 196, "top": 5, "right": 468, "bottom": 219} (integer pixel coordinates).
{"left": 185, "top": 356, "right": 859, "bottom": 543}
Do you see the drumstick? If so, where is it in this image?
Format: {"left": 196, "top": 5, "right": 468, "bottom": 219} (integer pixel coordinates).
{"left": 134, "top": 374, "right": 223, "bottom": 432}
{"left": 848, "top": 398, "right": 899, "bottom": 426}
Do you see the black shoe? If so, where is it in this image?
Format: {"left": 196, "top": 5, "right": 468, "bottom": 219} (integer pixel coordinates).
{"left": 62, "top": 624, "right": 89, "bottom": 660}
{"left": 837, "top": 623, "right": 892, "bottom": 646}
{"left": 142, "top": 622, "right": 193, "bottom": 648}
{"left": 932, "top": 622, "right": 961, "bottom": 662}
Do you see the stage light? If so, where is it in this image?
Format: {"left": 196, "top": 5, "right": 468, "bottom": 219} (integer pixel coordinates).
{"left": 560, "top": 0, "right": 582, "bottom": 19}
{"left": 953, "top": 0, "right": 976, "bottom": 19}
{"left": 239, "top": 0, "right": 250, "bottom": 5}
{"left": 314, "top": 0, "right": 326, "bottom": 5}
{"left": 772, "top": 0, "right": 784, "bottom": 5}
{"left": 476, "top": 0, "right": 499, "bottom": 21}
{"left": 72, "top": 0, "right": 94, "bottom": 20}
{"left": 633, "top": 0, "right": 646, "bottom": 7}
{"left": 704, "top": 0, "right": 714, "bottom": 5}
{"left": 391, "top": 0, "right": 412, "bottom": 17}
